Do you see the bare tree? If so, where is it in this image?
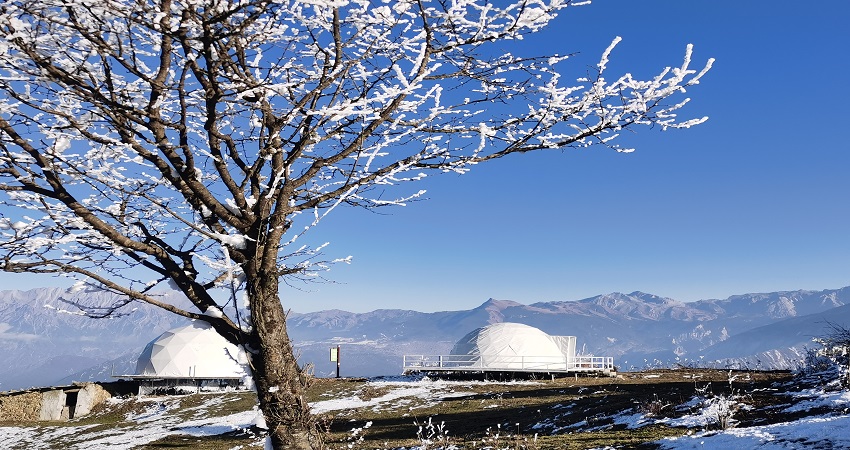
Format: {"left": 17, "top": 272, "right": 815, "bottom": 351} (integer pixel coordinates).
{"left": 0, "top": 0, "right": 711, "bottom": 448}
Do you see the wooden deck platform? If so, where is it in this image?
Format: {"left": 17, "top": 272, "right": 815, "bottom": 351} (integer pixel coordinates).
{"left": 402, "top": 354, "right": 615, "bottom": 376}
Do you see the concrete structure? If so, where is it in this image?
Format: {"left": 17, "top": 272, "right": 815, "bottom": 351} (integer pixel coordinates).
{"left": 403, "top": 322, "right": 614, "bottom": 376}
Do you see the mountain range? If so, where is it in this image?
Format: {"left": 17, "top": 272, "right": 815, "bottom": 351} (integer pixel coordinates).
{"left": 2, "top": 286, "right": 850, "bottom": 391}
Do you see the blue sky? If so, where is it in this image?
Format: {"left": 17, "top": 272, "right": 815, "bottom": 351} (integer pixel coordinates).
{"left": 281, "top": 0, "right": 850, "bottom": 312}
{"left": 5, "top": 0, "right": 849, "bottom": 313}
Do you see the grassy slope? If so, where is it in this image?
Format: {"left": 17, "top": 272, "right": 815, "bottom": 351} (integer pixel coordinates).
{"left": 0, "top": 369, "right": 831, "bottom": 449}
{"left": 314, "top": 369, "right": 794, "bottom": 449}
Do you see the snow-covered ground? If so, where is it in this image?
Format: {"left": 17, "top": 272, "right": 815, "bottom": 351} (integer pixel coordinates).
{"left": 2, "top": 376, "right": 850, "bottom": 449}
{"left": 0, "top": 393, "right": 265, "bottom": 449}
{"left": 616, "top": 382, "right": 850, "bottom": 450}
{"left": 655, "top": 414, "right": 850, "bottom": 449}
{"left": 658, "top": 384, "right": 850, "bottom": 449}
{"left": 0, "top": 378, "right": 535, "bottom": 449}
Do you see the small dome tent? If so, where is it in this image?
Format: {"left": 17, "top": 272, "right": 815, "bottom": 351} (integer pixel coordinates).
{"left": 135, "top": 321, "right": 247, "bottom": 379}
{"left": 450, "top": 322, "right": 576, "bottom": 370}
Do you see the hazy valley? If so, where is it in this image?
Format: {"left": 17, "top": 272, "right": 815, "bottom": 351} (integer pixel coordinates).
{"left": 2, "top": 286, "right": 849, "bottom": 391}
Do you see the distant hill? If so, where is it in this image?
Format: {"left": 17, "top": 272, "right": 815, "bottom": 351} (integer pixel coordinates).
{"left": 287, "top": 287, "right": 850, "bottom": 374}
{"left": 697, "top": 302, "right": 850, "bottom": 370}
{"left": 0, "top": 288, "right": 189, "bottom": 391}
{"left": 3, "top": 286, "right": 850, "bottom": 390}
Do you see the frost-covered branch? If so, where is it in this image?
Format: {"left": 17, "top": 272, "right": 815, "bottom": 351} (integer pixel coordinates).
{"left": 0, "top": 0, "right": 711, "bottom": 329}
{"left": 0, "top": 1, "right": 713, "bottom": 447}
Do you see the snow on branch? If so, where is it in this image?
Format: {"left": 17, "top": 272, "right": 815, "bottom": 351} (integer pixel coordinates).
{"left": 0, "top": 0, "right": 711, "bottom": 320}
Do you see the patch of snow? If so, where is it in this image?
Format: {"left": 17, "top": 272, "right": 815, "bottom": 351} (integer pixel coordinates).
{"left": 127, "top": 399, "right": 181, "bottom": 423}
{"left": 784, "top": 388, "right": 850, "bottom": 413}
{"left": 664, "top": 395, "right": 740, "bottom": 429}
{"left": 610, "top": 410, "right": 653, "bottom": 429}
{"left": 311, "top": 379, "right": 536, "bottom": 414}
{"left": 656, "top": 414, "right": 850, "bottom": 449}
{"left": 67, "top": 280, "right": 87, "bottom": 294}
{"left": 203, "top": 306, "right": 224, "bottom": 318}
{"left": 209, "top": 232, "right": 250, "bottom": 250}
{"left": 176, "top": 409, "right": 258, "bottom": 436}
{"left": 0, "top": 426, "right": 76, "bottom": 449}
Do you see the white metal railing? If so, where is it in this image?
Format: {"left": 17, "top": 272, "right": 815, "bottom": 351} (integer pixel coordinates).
{"left": 402, "top": 354, "right": 614, "bottom": 373}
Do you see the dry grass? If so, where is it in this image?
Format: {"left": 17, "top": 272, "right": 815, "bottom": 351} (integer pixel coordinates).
{"left": 0, "top": 369, "right": 801, "bottom": 449}
{"left": 316, "top": 369, "right": 793, "bottom": 449}
{"left": 137, "top": 431, "right": 265, "bottom": 450}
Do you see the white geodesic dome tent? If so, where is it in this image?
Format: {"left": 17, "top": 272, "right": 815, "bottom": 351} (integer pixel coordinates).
{"left": 450, "top": 322, "right": 576, "bottom": 370}
{"left": 135, "top": 321, "right": 247, "bottom": 379}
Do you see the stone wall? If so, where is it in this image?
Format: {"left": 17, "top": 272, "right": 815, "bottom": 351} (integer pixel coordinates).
{"left": 1, "top": 383, "right": 111, "bottom": 422}
{"left": 0, "top": 391, "right": 42, "bottom": 422}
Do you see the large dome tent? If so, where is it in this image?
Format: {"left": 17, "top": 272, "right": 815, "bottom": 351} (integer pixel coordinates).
{"left": 136, "top": 321, "right": 247, "bottom": 378}
{"left": 450, "top": 322, "right": 576, "bottom": 370}
{"left": 128, "top": 321, "right": 249, "bottom": 394}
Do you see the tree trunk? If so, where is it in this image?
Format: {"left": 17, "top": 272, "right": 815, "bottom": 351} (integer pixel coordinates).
{"left": 247, "top": 272, "right": 322, "bottom": 450}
